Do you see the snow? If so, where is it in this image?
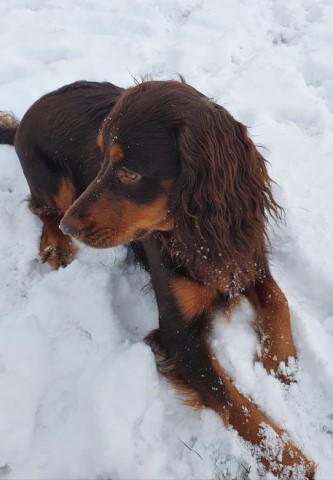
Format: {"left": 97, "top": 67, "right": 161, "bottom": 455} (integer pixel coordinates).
{"left": 0, "top": 0, "right": 332, "bottom": 478}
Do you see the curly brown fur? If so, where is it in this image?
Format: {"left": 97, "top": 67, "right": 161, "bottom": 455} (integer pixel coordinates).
{"left": 170, "top": 101, "right": 283, "bottom": 287}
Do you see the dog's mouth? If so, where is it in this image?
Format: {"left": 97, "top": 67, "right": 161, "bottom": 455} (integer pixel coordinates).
{"left": 60, "top": 217, "right": 151, "bottom": 248}
{"left": 64, "top": 227, "right": 124, "bottom": 249}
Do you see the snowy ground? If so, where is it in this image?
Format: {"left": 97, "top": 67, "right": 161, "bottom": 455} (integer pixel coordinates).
{"left": 0, "top": 0, "right": 332, "bottom": 478}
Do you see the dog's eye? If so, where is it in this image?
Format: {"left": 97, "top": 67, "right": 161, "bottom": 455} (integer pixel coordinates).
{"left": 117, "top": 167, "right": 142, "bottom": 183}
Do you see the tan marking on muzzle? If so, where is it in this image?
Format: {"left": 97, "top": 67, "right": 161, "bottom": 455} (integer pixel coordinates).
{"left": 66, "top": 192, "right": 172, "bottom": 248}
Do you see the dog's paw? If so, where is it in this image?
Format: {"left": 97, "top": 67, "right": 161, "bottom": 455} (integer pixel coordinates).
{"left": 40, "top": 227, "right": 78, "bottom": 268}
{"left": 275, "top": 357, "right": 298, "bottom": 384}
{"left": 259, "top": 341, "right": 297, "bottom": 384}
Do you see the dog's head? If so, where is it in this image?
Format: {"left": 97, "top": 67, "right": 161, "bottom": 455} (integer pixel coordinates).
{"left": 61, "top": 80, "right": 182, "bottom": 247}
{"left": 61, "top": 79, "right": 281, "bottom": 279}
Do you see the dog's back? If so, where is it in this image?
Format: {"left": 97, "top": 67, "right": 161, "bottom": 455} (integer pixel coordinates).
{"left": 15, "top": 81, "right": 124, "bottom": 196}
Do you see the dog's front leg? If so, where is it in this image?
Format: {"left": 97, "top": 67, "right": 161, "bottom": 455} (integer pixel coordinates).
{"left": 143, "top": 237, "right": 315, "bottom": 479}
{"left": 245, "top": 272, "right": 296, "bottom": 382}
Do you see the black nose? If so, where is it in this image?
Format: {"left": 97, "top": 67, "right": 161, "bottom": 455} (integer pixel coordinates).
{"left": 60, "top": 215, "right": 81, "bottom": 238}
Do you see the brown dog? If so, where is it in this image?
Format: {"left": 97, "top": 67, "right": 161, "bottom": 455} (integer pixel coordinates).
{"left": 0, "top": 79, "right": 315, "bottom": 478}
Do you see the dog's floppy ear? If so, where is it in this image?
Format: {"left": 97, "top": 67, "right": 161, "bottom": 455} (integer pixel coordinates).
{"left": 170, "top": 100, "right": 282, "bottom": 283}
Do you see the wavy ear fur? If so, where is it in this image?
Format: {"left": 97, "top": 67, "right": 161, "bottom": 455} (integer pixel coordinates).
{"left": 170, "top": 98, "right": 282, "bottom": 288}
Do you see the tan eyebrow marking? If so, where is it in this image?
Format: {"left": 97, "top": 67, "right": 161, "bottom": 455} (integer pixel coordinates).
{"left": 110, "top": 143, "right": 124, "bottom": 163}
{"left": 97, "top": 131, "right": 104, "bottom": 151}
